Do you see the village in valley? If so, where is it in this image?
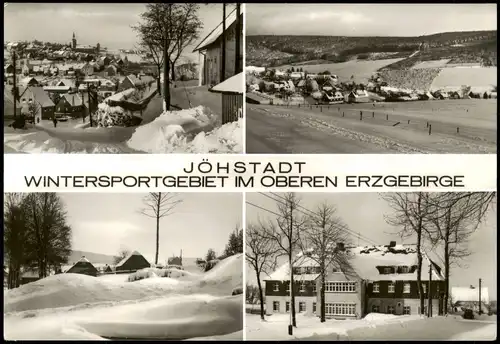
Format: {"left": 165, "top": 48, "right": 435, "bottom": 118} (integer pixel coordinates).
{"left": 245, "top": 192, "right": 497, "bottom": 340}
{"left": 4, "top": 3, "right": 243, "bottom": 154}
{"left": 245, "top": 4, "right": 497, "bottom": 154}
{"left": 4, "top": 192, "right": 244, "bottom": 340}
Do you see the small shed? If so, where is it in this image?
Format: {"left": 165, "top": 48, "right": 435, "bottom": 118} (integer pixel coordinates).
{"left": 115, "top": 251, "right": 151, "bottom": 273}
{"left": 66, "top": 256, "right": 99, "bottom": 277}
{"left": 210, "top": 72, "right": 243, "bottom": 124}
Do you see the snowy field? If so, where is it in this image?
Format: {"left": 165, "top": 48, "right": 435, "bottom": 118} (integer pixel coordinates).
{"left": 430, "top": 67, "right": 497, "bottom": 92}
{"left": 246, "top": 99, "right": 497, "bottom": 154}
{"left": 246, "top": 313, "right": 497, "bottom": 341}
{"left": 274, "top": 58, "right": 405, "bottom": 83}
{"left": 4, "top": 106, "right": 242, "bottom": 154}
{"left": 4, "top": 254, "right": 243, "bottom": 340}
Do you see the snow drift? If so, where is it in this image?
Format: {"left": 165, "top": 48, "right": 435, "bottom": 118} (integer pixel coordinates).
{"left": 126, "top": 106, "right": 242, "bottom": 153}
{"left": 4, "top": 254, "right": 243, "bottom": 340}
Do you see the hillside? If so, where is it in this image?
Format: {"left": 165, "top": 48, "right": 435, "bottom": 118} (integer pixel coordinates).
{"left": 69, "top": 250, "right": 117, "bottom": 265}
{"left": 246, "top": 30, "right": 497, "bottom": 68}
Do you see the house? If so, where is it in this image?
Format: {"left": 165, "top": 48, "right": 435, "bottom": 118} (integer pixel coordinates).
{"left": 193, "top": 8, "right": 243, "bottom": 87}
{"left": 19, "top": 86, "right": 55, "bottom": 120}
{"left": 265, "top": 242, "right": 446, "bottom": 319}
{"left": 290, "top": 72, "right": 304, "bottom": 80}
{"left": 5, "top": 63, "right": 15, "bottom": 75}
{"left": 104, "top": 64, "right": 118, "bottom": 77}
{"left": 115, "top": 251, "right": 151, "bottom": 273}
{"left": 119, "top": 74, "right": 147, "bottom": 91}
{"left": 98, "top": 56, "right": 111, "bottom": 68}
{"left": 347, "top": 90, "right": 370, "bottom": 103}
{"left": 324, "top": 91, "right": 344, "bottom": 103}
{"left": 451, "top": 286, "right": 489, "bottom": 314}
{"left": 4, "top": 88, "right": 22, "bottom": 118}
{"left": 44, "top": 86, "right": 72, "bottom": 95}
{"left": 21, "top": 269, "right": 40, "bottom": 285}
{"left": 20, "top": 77, "right": 40, "bottom": 87}
{"left": 56, "top": 79, "right": 76, "bottom": 88}
{"left": 66, "top": 256, "right": 99, "bottom": 277}
{"left": 210, "top": 72, "right": 243, "bottom": 124}
{"left": 296, "top": 79, "right": 306, "bottom": 92}
{"left": 22, "top": 63, "right": 31, "bottom": 76}
{"left": 55, "top": 93, "right": 84, "bottom": 117}
{"left": 81, "top": 63, "right": 95, "bottom": 77}
{"left": 168, "top": 251, "right": 183, "bottom": 266}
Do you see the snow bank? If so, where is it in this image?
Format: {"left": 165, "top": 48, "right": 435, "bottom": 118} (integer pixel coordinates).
{"left": 128, "top": 267, "right": 199, "bottom": 282}
{"left": 95, "top": 89, "right": 142, "bottom": 128}
{"left": 126, "top": 106, "right": 242, "bottom": 153}
{"left": 202, "top": 254, "right": 243, "bottom": 292}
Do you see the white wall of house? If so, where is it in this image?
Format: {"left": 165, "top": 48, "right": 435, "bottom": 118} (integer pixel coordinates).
{"left": 265, "top": 295, "right": 317, "bottom": 316}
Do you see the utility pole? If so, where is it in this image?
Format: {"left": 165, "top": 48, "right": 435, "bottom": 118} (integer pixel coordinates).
{"left": 234, "top": 3, "right": 241, "bottom": 74}
{"left": 12, "top": 51, "right": 17, "bottom": 118}
{"left": 428, "top": 262, "right": 432, "bottom": 317}
{"left": 221, "top": 3, "right": 226, "bottom": 83}
{"left": 478, "top": 278, "right": 482, "bottom": 315}
{"left": 163, "top": 5, "right": 172, "bottom": 112}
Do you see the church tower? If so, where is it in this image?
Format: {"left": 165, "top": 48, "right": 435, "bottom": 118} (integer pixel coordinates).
{"left": 72, "top": 32, "right": 77, "bottom": 49}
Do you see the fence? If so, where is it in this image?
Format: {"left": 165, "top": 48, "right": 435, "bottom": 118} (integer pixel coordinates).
{"left": 222, "top": 93, "right": 243, "bottom": 124}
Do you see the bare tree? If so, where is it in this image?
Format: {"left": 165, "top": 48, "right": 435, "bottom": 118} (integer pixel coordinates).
{"left": 261, "top": 193, "right": 306, "bottom": 327}
{"left": 28, "top": 101, "right": 40, "bottom": 121}
{"left": 246, "top": 222, "right": 280, "bottom": 320}
{"left": 300, "top": 202, "right": 355, "bottom": 322}
{"left": 139, "top": 193, "right": 182, "bottom": 265}
{"left": 381, "top": 192, "right": 435, "bottom": 315}
{"left": 114, "top": 248, "right": 131, "bottom": 265}
{"left": 425, "top": 192, "right": 496, "bottom": 314}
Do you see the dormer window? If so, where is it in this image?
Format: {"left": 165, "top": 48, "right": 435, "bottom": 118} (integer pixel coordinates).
{"left": 400, "top": 266, "right": 409, "bottom": 273}
{"left": 384, "top": 267, "right": 392, "bottom": 274}
{"left": 273, "top": 283, "right": 279, "bottom": 292}
{"left": 299, "top": 282, "right": 306, "bottom": 292}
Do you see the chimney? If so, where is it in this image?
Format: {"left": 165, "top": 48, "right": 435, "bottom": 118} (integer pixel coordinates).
{"left": 336, "top": 242, "right": 345, "bottom": 251}
{"left": 389, "top": 241, "right": 396, "bottom": 248}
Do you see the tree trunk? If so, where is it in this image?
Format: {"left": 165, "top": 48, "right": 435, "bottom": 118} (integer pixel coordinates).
{"left": 290, "top": 249, "right": 296, "bottom": 327}
{"left": 157, "top": 66, "right": 162, "bottom": 96}
{"left": 444, "top": 238, "right": 450, "bottom": 315}
{"left": 171, "top": 62, "right": 176, "bottom": 82}
{"left": 257, "top": 274, "right": 265, "bottom": 320}
{"left": 416, "top": 194, "right": 425, "bottom": 315}
{"left": 320, "top": 272, "right": 326, "bottom": 322}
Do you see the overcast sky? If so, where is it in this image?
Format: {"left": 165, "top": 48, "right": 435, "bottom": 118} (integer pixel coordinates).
{"left": 246, "top": 193, "right": 497, "bottom": 300}
{"left": 4, "top": 3, "right": 233, "bottom": 62}
{"left": 59, "top": 193, "right": 242, "bottom": 263}
{"left": 246, "top": 4, "right": 497, "bottom": 36}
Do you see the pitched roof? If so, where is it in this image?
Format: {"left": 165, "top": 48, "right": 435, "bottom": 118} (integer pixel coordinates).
{"left": 115, "top": 250, "right": 143, "bottom": 268}
{"left": 193, "top": 9, "right": 240, "bottom": 52}
{"left": 21, "top": 86, "right": 55, "bottom": 107}
{"left": 61, "top": 93, "right": 83, "bottom": 107}
{"left": 210, "top": 72, "right": 243, "bottom": 94}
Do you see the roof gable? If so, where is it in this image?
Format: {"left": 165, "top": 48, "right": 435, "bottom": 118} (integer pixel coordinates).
{"left": 193, "top": 9, "right": 241, "bottom": 52}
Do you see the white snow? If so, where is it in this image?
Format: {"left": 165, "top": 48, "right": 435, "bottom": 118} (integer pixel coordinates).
{"left": 4, "top": 254, "right": 243, "bottom": 340}
{"left": 126, "top": 106, "right": 242, "bottom": 153}
{"left": 452, "top": 287, "right": 490, "bottom": 303}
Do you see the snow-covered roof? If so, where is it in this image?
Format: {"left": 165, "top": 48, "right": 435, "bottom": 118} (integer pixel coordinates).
{"left": 193, "top": 9, "right": 239, "bottom": 52}
{"left": 210, "top": 72, "right": 243, "bottom": 94}
{"left": 266, "top": 254, "right": 320, "bottom": 281}
{"left": 115, "top": 250, "right": 143, "bottom": 268}
{"left": 452, "top": 287, "right": 489, "bottom": 303}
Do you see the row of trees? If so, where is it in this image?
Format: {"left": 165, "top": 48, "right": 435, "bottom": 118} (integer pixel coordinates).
{"left": 4, "top": 193, "right": 72, "bottom": 289}
{"left": 201, "top": 226, "right": 243, "bottom": 272}
{"left": 245, "top": 192, "right": 495, "bottom": 328}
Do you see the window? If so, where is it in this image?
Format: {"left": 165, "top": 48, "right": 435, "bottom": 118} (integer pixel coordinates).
{"left": 286, "top": 283, "right": 290, "bottom": 293}
{"left": 273, "top": 301, "right": 280, "bottom": 312}
{"left": 388, "top": 282, "right": 395, "bottom": 293}
{"left": 325, "top": 303, "right": 356, "bottom": 316}
{"left": 387, "top": 305, "right": 395, "bottom": 314}
{"left": 325, "top": 282, "right": 357, "bottom": 293}
{"left": 299, "top": 302, "right": 306, "bottom": 313}
{"left": 384, "top": 267, "right": 392, "bottom": 274}
{"left": 373, "top": 283, "right": 380, "bottom": 293}
{"left": 313, "top": 302, "right": 317, "bottom": 313}
{"left": 372, "top": 305, "right": 380, "bottom": 313}
{"left": 299, "top": 282, "right": 306, "bottom": 292}
{"left": 286, "top": 302, "right": 290, "bottom": 313}
{"left": 423, "top": 284, "right": 427, "bottom": 294}
{"left": 403, "top": 306, "right": 411, "bottom": 315}
{"left": 400, "top": 266, "right": 409, "bottom": 273}
{"left": 273, "top": 283, "right": 279, "bottom": 292}
{"left": 403, "top": 283, "right": 411, "bottom": 293}
{"left": 312, "top": 283, "right": 317, "bottom": 293}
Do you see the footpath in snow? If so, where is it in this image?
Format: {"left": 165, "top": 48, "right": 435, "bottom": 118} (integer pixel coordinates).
{"left": 4, "top": 254, "right": 243, "bottom": 340}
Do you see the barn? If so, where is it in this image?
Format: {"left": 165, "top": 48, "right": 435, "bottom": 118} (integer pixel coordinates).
{"left": 66, "top": 256, "right": 99, "bottom": 277}
{"left": 115, "top": 251, "right": 151, "bottom": 273}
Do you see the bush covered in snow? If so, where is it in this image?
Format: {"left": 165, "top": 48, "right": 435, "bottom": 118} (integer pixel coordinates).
{"left": 127, "top": 267, "right": 193, "bottom": 282}
{"left": 126, "top": 106, "right": 242, "bottom": 153}
{"left": 94, "top": 89, "right": 144, "bottom": 128}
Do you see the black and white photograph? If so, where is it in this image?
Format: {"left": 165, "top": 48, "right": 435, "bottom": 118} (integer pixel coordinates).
{"left": 4, "top": 3, "right": 243, "bottom": 154}
{"left": 4, "top": 192, "right": 243, "bottom": 340}
{"left": 245, "top": 192, "right": 496, "bottom": 340}
{"left": 245, "top": 4, "right": 497, "bottom": 154}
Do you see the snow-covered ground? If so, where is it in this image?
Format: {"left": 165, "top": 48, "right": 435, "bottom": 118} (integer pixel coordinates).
{"left": 4, "top": 106, "right": 242, "bottom": 154}
{"left": 126, "top": 106, "right": 242, "bottom": 153}
{"left": 246, "top": 312, "right": 497, "bottom": 340}
{"left": 4, "top": 254, "right": 243, "bottom": 340}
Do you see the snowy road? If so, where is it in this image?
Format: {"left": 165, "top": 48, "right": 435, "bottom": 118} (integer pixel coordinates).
{"left": 296, "top": 316, "right": 497, "bottom": 341}
{"left": 246, "top": 100, "right": 497, "bottom": 154}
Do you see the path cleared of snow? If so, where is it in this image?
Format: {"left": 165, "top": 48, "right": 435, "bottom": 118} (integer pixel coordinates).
{"left": 126, "top": 106, "right": 242, "bottom": 153}
{"left": 4, "top": 254, "right": 243, "bottom": 340}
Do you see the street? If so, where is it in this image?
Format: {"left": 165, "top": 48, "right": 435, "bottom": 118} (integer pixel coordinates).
{"left": 246, "top": 100, "right": 497, "bottom": 154}
{"left": 296, "top": 316, "right": 497, "bottom": 341}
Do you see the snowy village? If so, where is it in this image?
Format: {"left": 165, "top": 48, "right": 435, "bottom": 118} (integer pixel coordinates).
{"left": 3, "top": 192, "right": 244, "bottom": 340}
{"left": 4, "top": 3, "right": 243, "bottom": 154}
{"left": 245, "top": 192, "right": 497, "bottom": 340}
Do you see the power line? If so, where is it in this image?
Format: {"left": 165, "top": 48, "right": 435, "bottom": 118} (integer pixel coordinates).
{"left": 259, "top": 192, "right": 380, "bottom": 247}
